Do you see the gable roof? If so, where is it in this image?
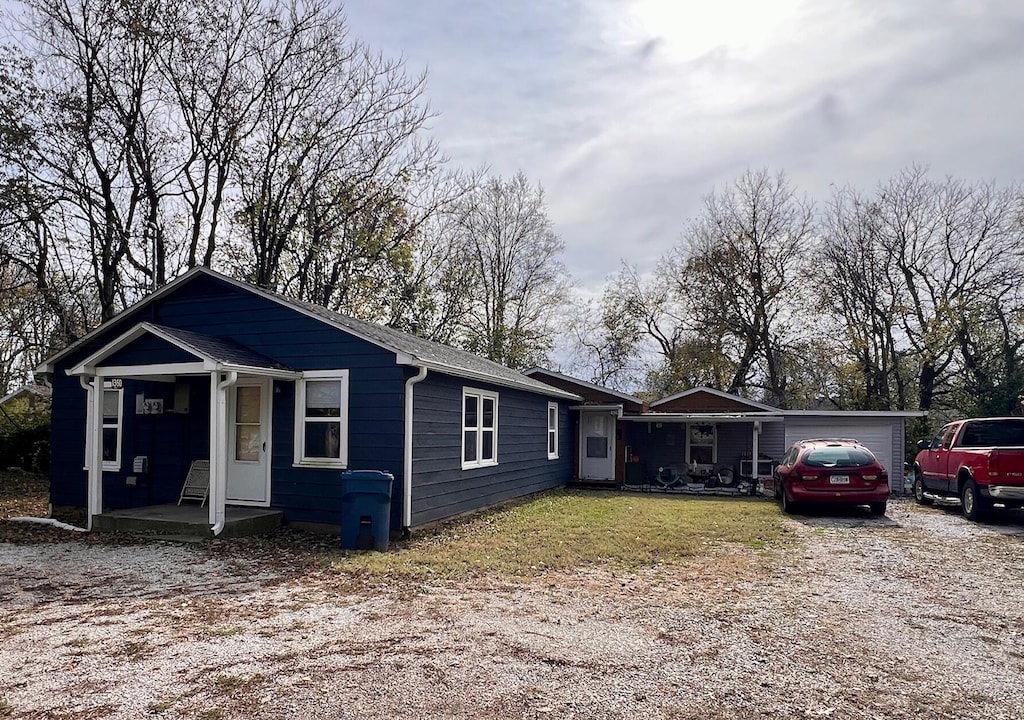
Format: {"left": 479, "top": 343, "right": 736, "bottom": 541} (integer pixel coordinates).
{"left": 650, "top": 386, "right": 780, "bottom": 412}
{"left": 68, "top": 322, "right": 298, "bottom": 378}
{"left": 0, "top": 383, "right": 52, "bottom": 406}
{"left": 38, "top": 267, "right": 580, "bottom": 401}
{"left": 522, "top": 368, "right": 644, "bottom": 404}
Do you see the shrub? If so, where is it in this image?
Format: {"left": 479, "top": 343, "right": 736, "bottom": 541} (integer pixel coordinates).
{"left": 0, "top": 399, "right": 51, "bottom": 472}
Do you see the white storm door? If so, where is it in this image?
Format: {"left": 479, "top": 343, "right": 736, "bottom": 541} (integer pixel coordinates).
{"left": 226, "top": 378, "right": 271, "bottom": 505}
{"left": 580, "top": 410, "right": 616, "bottom": 480}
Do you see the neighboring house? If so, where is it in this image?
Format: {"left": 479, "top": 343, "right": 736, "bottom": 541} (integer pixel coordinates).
{"left": 524, "top": 370, "right": 924, "bottom": 491}
{"left": 35, "top": 268, "right": 580, "bottom": 535}
{"left": 0, "top": 383, "right": 52, "bottom": 414}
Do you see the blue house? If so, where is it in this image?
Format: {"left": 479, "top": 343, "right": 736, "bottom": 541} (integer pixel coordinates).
{"left": 36, "top": 268, "right": 579, "bottom": 536}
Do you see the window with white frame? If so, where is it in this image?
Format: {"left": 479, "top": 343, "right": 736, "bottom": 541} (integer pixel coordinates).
{"left": 101, "top": 382, "right": 122, "bottom": 470}
{"left": 84, "top": 380, "right": 122, "bottom": 471}
{"left": 462, "top": 388, "right": 498, "bottom": 469}
{"left": 687, "top": 423, "right": 717, "bottom": 466}
{"left": 547, "top": 402, "right": 559, "bottom": 460}
{"left": 294, "top": 371, "right": 349, "bottom": 466}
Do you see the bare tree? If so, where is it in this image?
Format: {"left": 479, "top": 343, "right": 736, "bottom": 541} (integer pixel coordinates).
{"left": 452, "top": 172, "right": 570, "bottom": 369}
{"left": 5, "top": 0, "right": 454, "bottom": 332}
{"left": 875, "top": 167, "right": 1023, "bottom": 413}
{"left": 670, "top": 169, "right": 815, "bottom": 406}
{"left": 819, "top": 186, "right": 906, "bottom": 409}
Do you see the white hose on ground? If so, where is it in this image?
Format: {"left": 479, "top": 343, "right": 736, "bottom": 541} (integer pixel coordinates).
{"left": 9, "top": 517, "right": 88, "bottom": 532}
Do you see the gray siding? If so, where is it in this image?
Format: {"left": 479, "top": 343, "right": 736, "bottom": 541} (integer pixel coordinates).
{"left": 410, "top": 373, "right": 572, "bottom": 526}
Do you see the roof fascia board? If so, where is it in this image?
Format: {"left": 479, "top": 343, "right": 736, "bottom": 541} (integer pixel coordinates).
{"left": 524, "top": 368, "right": 643, "bottom": 404}
{"left": 409, "top": 359, "right": 582, "bottom": 401}
{"left": 619, "top": 412, "right": 785, "bottom": 423}
{"left": 90, "top": 362, "right": 209, "bottom": 378}
{"left": 783, "top": 410, "right": 929, "bottom": 418}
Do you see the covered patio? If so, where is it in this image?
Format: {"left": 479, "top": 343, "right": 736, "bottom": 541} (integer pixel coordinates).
{"left": 618, "top": 411, "right": 785, "bottom": 494}
{"left": 70, "top": 321, "right": 301, "bottom": 535}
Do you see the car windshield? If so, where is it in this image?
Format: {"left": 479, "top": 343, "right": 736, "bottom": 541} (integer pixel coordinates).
{"left": 802, "top": 447, "right": 876, "bottom": 468}
{"left": 959, "top": 420, "right": 1024, "bottom": 447}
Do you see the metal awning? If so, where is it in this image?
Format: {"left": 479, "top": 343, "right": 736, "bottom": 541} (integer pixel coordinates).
{"left": 619, "top": 412, "right": 785, "bottom": 423}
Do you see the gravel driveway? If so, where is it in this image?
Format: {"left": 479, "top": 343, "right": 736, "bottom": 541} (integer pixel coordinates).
{"left": 2, "top": 497, "right": 1023, "bottom": 720}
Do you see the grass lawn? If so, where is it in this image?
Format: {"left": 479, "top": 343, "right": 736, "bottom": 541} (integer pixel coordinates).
{"left": 333, "top": 489, "right": 790, "bottom": 580}
{"left": 1, "top": 472, "right": 791, "bottom": 582}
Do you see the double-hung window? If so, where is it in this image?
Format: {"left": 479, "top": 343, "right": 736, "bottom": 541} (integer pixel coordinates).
{"left": 547, "top": 402, "right": 559, "bottom": 460}
{"left": 463, "top": 388, "right": 498, "bottom": 469}
{"left": 84, "top": 380, "right": 122, "bottom": 471}
{"left": 101, "top": 382, "right": 122, "bottom": 470}
{"left": 294, "top": 370, "right": 349, "bottom": 467}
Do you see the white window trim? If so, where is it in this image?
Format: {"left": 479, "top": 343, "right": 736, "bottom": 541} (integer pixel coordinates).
{"left": 547, "top": 402, "right": 559, "bottom": 460}
{"left": 686, "top": 422, "right": 717, "bottom": 466}
{"left": 85, "top": 381, "right": 123, "bottom": 471}
{"left": 293, "top": 370, "right": 349, "bottom": 468}
{"left": 101, "top": 384, "right": 123, "bottom": 471}
{"left": 462, "top": 387, "right": 499, "bottom": 470}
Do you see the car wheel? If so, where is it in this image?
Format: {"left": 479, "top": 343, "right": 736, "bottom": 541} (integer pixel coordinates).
{"left": 869, "top": 502, "right": 887, "bottom": 516}
{"left": 780, "top": 489, "right": 799, "bottom": 515}
{"left": 912, "top": 473, "right": 931, "bottom": 505}
{"left": 961, "top": 479, "right": 990, "bottom": 522}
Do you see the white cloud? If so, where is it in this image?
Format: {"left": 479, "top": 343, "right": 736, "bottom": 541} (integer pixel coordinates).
{"left": 343, "top": 0, "right": 1024, "bottom": 289}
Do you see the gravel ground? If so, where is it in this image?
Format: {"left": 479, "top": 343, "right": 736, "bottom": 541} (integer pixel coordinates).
{"left": 2, "top": 497, "right": 1023, "bottom": 720}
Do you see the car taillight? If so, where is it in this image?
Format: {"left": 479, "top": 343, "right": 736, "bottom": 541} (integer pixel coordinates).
{"left": 862, "top": 474, "right": 877, "bottom": 481}
{"left": 800, "top": 474, "right": 817, "bottom": 481}
{"left": 990, "top": 449, "right": 1000, "bottom": 475}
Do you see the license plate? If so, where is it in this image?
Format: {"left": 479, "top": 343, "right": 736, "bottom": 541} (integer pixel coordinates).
{"left": 830, "top": 475, "right": 850, "bottom": 485}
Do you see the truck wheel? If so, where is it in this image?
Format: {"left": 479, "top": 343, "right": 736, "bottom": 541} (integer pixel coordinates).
{"left": 961, "top": 479, "right": 990, "bottom": 522}
{"left": 912, "top": 472, "right": 931, "bottom": 505}
{"left": 869, "top": 502, "right": 887, "bottom": 516}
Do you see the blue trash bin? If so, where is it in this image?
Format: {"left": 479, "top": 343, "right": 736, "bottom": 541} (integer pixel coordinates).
{"left": 340, "top": 470, "right": 394, "bottom": 551}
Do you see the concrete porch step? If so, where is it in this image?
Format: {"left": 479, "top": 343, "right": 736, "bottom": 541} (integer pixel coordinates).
{"left": 92, "top": 503, "right": 283, "bottom": 539}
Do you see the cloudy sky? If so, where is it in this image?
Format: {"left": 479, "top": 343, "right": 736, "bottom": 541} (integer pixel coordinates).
{"left": 348, "top": 1, "right": 1023, "bottom": 293}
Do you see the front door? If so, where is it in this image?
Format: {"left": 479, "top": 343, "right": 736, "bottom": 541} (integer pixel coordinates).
{"left": 226, "top": 378, "right": 271, "bottom": 505}
{"left": 580, "top": 410, "right": 616, "bottom": 480}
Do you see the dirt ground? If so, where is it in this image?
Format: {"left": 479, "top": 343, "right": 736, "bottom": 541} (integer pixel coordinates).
{"left": 2, "top": 495, "right": 1023, "bottom": 720}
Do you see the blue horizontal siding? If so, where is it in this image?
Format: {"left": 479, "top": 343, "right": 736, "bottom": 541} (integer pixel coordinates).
{"left": 49, "top": 274, "right": 568, "bottom": 531}
{"left": 409, "top": 373, "right": 573, "bottom": 526}
{"left": 104, "top": 334, "right": 198, "bottom": 366}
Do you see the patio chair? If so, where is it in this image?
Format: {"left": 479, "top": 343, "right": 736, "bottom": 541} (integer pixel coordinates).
{"left": 653, "top": 465, "right": 685, "bottom": 490}
{"left": 177, "top": 460, "right": 210, "bottom": 507}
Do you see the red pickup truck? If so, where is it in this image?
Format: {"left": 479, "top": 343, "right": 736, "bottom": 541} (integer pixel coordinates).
{"left": 912, "top": 417, "right": 1024, "bottom": 521}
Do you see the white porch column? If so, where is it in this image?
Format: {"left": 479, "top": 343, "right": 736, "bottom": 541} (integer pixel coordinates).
{"left": 751, "top": 420, "right": 761, "bottom": 481}
{"left": 83, "top": 376, "right": 103, "bottom": 531}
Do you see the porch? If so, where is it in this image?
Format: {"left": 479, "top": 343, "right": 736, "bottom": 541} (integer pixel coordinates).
{"left": 91, "top": 504, "right": 283, "bottom": 539}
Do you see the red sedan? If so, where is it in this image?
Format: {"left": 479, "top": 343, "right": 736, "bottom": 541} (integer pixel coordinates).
{"left": 773, "top": 438, "right": 890, "bottom": 516}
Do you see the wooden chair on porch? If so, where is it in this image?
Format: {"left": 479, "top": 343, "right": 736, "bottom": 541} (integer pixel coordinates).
{"left": 178, "top": 460, "right": 210, "bottom": 508}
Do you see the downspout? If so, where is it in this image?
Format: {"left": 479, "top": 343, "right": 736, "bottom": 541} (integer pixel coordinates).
{"left": 80, "top": 375, "right": 99, "bottom": 531}
{"left": 211, "top": 370, "right": 238, "bottom": 536}
{"left": 403, "top": 365, "right": 428, "bottom": 534}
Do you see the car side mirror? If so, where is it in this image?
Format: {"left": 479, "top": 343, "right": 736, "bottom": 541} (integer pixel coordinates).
{"left": 916, "top": 439, "right": 929, "bottom": 450}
